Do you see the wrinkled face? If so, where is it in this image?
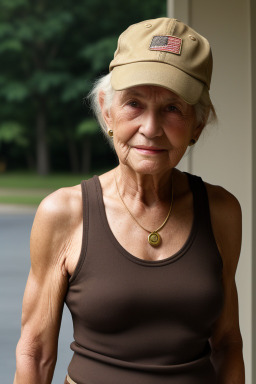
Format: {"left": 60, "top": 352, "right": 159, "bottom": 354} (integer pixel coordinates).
{"left": 103, "top": 85, "right": 202, "bottom": 175}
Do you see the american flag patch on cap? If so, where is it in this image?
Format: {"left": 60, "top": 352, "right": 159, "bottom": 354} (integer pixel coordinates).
{"left": 149, "top": 35, "right": 182, "bottom": 55}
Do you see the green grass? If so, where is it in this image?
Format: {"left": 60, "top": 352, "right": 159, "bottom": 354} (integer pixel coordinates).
{"left": 0, "top": 170, "right": 107, "bottom": 206}
{"left": 0, "top": 195, "right": 43, "bottom": 206}
{"left": 0, "top": 171, "right": 95, "bottom": 189}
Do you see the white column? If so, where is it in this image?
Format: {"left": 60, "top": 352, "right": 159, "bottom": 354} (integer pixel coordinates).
{"left": 251, "top": 0, "right": 256, "bottom": 382}
{"left": 168, "top": 1, "right": 253, "bottom": 382}
{"left": 168, "top": 0, "right": 192, "bottom": 172}
{"left": 168, "top": 0, "right": 190, "bottom": 24}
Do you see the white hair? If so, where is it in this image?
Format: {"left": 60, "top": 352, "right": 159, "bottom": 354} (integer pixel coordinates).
{"left": 87, "top": 72, "right": 217, "bottom": 142}
{"left": 87, "top": 73, "right": 115, "bottom": 140}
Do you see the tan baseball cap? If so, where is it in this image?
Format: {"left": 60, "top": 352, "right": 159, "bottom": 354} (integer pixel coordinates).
{"left": 109, "top": 18, "right": 212, "bottom": 105}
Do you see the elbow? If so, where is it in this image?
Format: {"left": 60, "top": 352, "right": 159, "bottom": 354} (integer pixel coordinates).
{"left": 210, "top": 340, "right": 245, "bottom": 384}
{"left": 211, "top": 336, "right": 244, "bottom": 357}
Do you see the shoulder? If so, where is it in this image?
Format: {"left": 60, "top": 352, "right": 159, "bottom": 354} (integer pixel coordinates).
{"left": 32, "top": 184, "right": 82, "bottom": 237}
{"left": 204, "top": 181, "right": 242, "bottom": 228}
{"left": 204, "top": 181, "right": 241, "bottom": 220}
{"left": 204, "top": 181, "right": 242, "bottom": 271}
{"left": 30, "top": 185, "right": 83, "bottom": 272}
{"left": 175, "top": 170, "right": 242, "bottom": 221}
{"left": 36, "top": 184, "right": 82, "bottom": 222}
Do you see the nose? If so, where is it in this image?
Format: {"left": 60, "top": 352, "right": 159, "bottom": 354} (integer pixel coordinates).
{"left": 138, "top": 111, "right": 163, "bottom": 138}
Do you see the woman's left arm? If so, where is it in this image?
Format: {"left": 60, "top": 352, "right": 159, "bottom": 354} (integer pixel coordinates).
{"left": 206, "top": 184, "right": 245, "bottom": 384}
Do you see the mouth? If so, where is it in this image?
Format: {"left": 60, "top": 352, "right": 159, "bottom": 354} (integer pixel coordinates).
{"left": 133, "top": 145, "right": 166, "bottom": 155}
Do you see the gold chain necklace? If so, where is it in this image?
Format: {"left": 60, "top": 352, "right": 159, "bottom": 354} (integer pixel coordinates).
{"left": 114, "top": 172, "right": 174, "bottom": 247}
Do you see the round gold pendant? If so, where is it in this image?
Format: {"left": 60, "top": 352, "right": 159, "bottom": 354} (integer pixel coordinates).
{"left": 148, "top": 232, "right": 161, "bottom": 247}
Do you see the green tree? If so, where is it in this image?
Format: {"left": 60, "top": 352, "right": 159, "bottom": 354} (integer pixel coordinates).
{"left": 76, "top": 119, "right": 99, "bottom": 174}
{"left": 0, "top": 121, "right": 29, "bottom": 171}
{"left": 0, "top": 0, "right": 166, "bottom": 174}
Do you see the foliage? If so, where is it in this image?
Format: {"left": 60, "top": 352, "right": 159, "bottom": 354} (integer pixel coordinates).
{"left": 0, "top": 0, "right": 166, "bottom": 173}
{"left": 76, "top": 119, "right": 99, "bottom": 137}
{"left": 0, "top": 121, "right": 28, "bottom": 146}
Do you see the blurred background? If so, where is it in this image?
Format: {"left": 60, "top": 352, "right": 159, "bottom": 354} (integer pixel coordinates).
{"left": 0, "top": 0, "right": 166, "bottom": 197}
{"left": 0, "top": 0, "right": 166, "bottom": 382}
{"left": 1, "top": 0, "right": 255, "bottom": 382}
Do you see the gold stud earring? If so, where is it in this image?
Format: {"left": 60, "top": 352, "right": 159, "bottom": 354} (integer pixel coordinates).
{"left": 189, "top": 138, "right": 197, "bottom": 146}
{"left": 108, "top": 129, "right": 113, "bottom": 137}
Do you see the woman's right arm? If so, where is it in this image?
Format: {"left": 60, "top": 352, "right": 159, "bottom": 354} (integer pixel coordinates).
{"left": 14, "top": 189, "right": 76, "bottom": 384}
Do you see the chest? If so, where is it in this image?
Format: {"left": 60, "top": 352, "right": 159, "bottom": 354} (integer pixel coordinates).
{"left": 66, "top": 234, "right": 223, "bottom": 337}
{"left": 103, "top": 192, "right": 194, "bottom": 262}
{"left": 66, "top": 176, "right": 224, "bottom": 350}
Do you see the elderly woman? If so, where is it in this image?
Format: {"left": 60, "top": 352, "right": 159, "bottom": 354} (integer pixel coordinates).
{"left": 14, "top": 17, "right": 244, "bottom": 384}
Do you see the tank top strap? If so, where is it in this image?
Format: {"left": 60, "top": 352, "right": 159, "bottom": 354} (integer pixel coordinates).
{"left": 80, "top": 175, "right": 102, "bottom": 242}
{"left": 184, "top": 172, "right": 213, "bottom": 232}
{"left": 83, "top": 175, "right": 100, "bottom": 210}
{"left": 68, "top": 176, "right": 99, "bottom": 284}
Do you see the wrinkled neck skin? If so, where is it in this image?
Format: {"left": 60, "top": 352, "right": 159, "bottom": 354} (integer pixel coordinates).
{"left": 114, "top": 163, "right": 174, "bottom": 207}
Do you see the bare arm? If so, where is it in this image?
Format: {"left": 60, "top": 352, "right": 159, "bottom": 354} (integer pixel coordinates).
{"left": 207, "top": 184, "right": 245, "bottom": 384}
{"left": 14, "top": 187, "right": 81, "bottom": 384}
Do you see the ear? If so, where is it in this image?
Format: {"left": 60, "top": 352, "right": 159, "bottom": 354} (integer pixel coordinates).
{"left": 193, "top": 103, "right": 212, "bottom": 141}
{"left": 99, "top": 91, "right": 113, "bottom": 130}
{"left": 192, "top": 121, "right": 205, "bottom": 142}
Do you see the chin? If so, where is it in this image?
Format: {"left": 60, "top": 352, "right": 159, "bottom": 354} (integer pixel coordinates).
{"left": 128, "top": 160, "right": 171, "bottom": 175}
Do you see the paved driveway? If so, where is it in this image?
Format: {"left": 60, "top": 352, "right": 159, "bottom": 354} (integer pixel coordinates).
{"left": 0, "top": 209, "right": 73, "bottom": 383}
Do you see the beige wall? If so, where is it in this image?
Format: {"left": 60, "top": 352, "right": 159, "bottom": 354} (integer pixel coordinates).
{"left": 168, "top": 0, "right": 253, "bottom": 382}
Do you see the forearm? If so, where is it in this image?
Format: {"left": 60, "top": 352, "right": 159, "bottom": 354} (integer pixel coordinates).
{"left": 14, "top": 341, "right": 57, "bottom": 384}
{"left": 211, "top": 344, "right": 245, "bottom": 384}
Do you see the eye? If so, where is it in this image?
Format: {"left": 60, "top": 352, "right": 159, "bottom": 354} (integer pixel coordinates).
{"left": 127, "top": 100, "right": 140, "bottom": 108}
{"left": 166, "top": 105, "right": 180, "bottom": 113}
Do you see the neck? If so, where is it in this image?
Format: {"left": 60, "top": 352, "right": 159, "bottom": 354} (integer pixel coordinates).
{"left": 115, "top": 164, "right": 174, "bottom": 206}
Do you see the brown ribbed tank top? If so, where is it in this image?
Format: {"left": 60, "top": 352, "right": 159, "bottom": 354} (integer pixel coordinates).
{"left": 65, "top": 172, "right": 224, "bottom": 384}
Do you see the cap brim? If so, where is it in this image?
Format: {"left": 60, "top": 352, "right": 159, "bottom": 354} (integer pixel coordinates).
{"left": 111, "top": 61, "right": 204, "bottom": 105}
